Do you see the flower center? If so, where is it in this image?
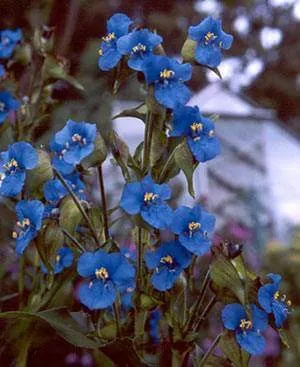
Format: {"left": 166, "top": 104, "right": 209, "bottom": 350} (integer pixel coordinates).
{"left": 95, "top": 267, "right": 109, "bottom": 280}
{"left": 71, "top": 133, "right": 86, "bottom": 145}
{"left": 144, "top": 192, "right": 159, "bottom": 202}
{"left": 4, "top": 158, "right": 19, "bottom": 171}
{"left": 274, "top": 291, "right": 291, "bottom": 307}
{"left": 204, "top": 32, "right": 217, "bottom": 44}
{"left": 102, "top": 32, "right": 116, "bottom": 42}
{"left": 12, "top": 218, "right": 31, "bottom": 239}
{"left": 56, "top": 255, "right": 61, "bottom": 263}
{"left": 160, "top": 255, "right": 173, "bottom": 265}
{"left": 188, "top": 221, "right": 201, "bottom": 237}
{"left": 160, "top": 69, "right": 175, "bottom": 80}
{"left": 239, "top": 319, "right": 252, "bottom": 330}
{"left": 0, "top": 101, "right": 5, "bottom": 112}
{"left": 132, "top": 43, "right": 147, "bottom": 53}
{"left": 98, "top": 48, "right": 103, "bottom": 56}
{"left": 190, "top": 122, "right": 203, "bottom": 141}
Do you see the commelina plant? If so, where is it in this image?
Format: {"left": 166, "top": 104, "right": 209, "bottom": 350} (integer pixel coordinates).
{"left": 0, "top": 13, "right": 291, "bottom": 367}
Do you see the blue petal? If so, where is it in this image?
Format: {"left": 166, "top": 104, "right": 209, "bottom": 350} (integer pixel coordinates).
{"left": 169, "top": 206, "right": 194, "bottom": 234}
{"left": 170, "top": 60, "right": 192, "bottom": 82}
{"left": 141, "top": 203, "right": 173, "bottom": 229}
{"left": 120, "top": 182, "right": 143, "bottom": 215}
{"left": 112, "top": 257, "right": 135, "bottom": 292}
{"left": 77, "top": 251, "right": 101, "bottom": 277}
{"left": 16, "top": 200, "right": 44, "bottom": 229}
{"left": 272, "top": 300, "right": 288, "bottom": 328}
{"left": 188, "top": 16, "right": 216, "bottom": 41}
{"left": 258, "top": 283, "right": 278, "bottom": 313}
{"left": 16, "top": 228, "right": 36, "bottom": 255}
{"left": 170, "top": 105, "right": 200, "bottom": 137}
{"left": 155, "top": 82, "right": 192, "bottom": 109}
{"left": 98, "top": 47, "right": 122, "bottom": 71}
{"left": 144, "top": 249, "right": 162, "bottom": 270}
{"left": 179, "top": 232, "right": 211, "bottom": 256}
{"left": 78, "top": 280, "right": 116, "bottom": 310}
{"left": 195, "top": 44, "right": 222, "bottom": 68}
{"left": 236, "top": 330, "right": 266, "bottom": 356}
{"left": 222, "top": 303, "right": 246, "bottom": 330}
{"left": 251, "top": 304, "right": 269, "bottom": 332}
{"left": 151, "top": 266, "right": 181, "bottom": 291}
{"left": 107, "top": 13, "right": 132, "bottom": 38}
{"left": 220, "top": 30, "right": 233, "bottom": 50}
{"left": 44, "top": 179, "right": 68, "bottom": 204}
{"left": 59, "top": 247, "right": 74, "bottom": 268}
{"left": 51, "top": 156, "right": 75, "bottom": 175}
{"left": 267, "top": 273, "right": 282, "bottom": 285}
{"left": 188, "top": 136, "right": 221, "bottom": 162}
{"left": 0, "top": 171, "right": 25, "bottom": 197}
{"left": 9, "top": 142, "right": 38, "bottom": 170}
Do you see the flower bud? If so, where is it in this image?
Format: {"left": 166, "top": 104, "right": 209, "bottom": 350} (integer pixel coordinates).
{"left": 13, "top": 43, "right": 33, "bottom": 65}
{"left": 181, "top": 38, "right": 197, "bottom": 63}
{"left": 81, "top": 134, "right": 107, "bottom": 169}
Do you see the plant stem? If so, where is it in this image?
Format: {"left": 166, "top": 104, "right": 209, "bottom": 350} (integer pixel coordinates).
{"left": 193, "top": 295, "right": 217, "bottom": 332}
{"left": 97, "top": 165, "right": 109, "bottom": 241}
{"left": 62, "top": 228, "right": 85, "bottom": 253}
{"left": 142, "top": 110, "right": 153, "bottom": 171}
{"left": 158, "top": 146, "right": 178, "bottom": 183}
{"left": 18, "top": 256, "right": 25, "bottom": 309}
{"left": 184, "top": 268, "right": 211, "bottom": 333}
{"left": 137, "top": 227, "right": 143, "bottom": 294}
{"left": 54, "top": 168, "right": 100, "bottom": 246}
{"left": 198, "top": 333, "right": 222, "bottom": 367}
{"left": 113, "top": 302, "right": 121, "bottom": 338}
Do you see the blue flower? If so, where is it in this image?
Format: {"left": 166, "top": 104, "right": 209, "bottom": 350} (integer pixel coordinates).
{"left": 41, "top": 247, "right": 74, "bottom": 274}
{"left": 145, "top": 241, "right": 192, "bottom": 291}
{"left": 120, "top": 175, "right": 173, "bottom": 229}
{"left": 188, "top": 16, "right": 233, "bottom": 68}
{"left": 0, "top": 64, "right": 5, "bottom": 77}
{"left": 0, "top": 90, "right": 20, "bottom": 124}
{"left": 117, "top": 29, "right": 163, "bottom": 71}
{"left": 169, "top": 205, "right": 215, "bottom": 256}
{"left": 258, "top": 273, "right": 291, "bottom": 328}
{"left": 77, "top": 249, "right": 135, "bottom": 310}
{"left": 53, "top": 120, "right": 97, "bottom": 165}
{"left": 0, "top": 142, "right": 39, "bottom": 197}
{"left": 222, "top": 303, "right": 268, "bottom": 355}
{"left": 98, "top": 13, "right": 133, "bottom": 71}
{"left": 44, "top": 173, "right": 85, "bottom": 205}
{"left": 49, "top": 138, "right": 75, "bottom": 175}
{"left": 0, "top": 29, "right": 22, "bottom": 59}
{"left": 141, "top": 55, "right": 192, "bottom": 109}
{"left": 170, "top": 104, "right": 220, "bottom": 162}
{"left": 13, "top": 200, "right": 44, "bottom": 255}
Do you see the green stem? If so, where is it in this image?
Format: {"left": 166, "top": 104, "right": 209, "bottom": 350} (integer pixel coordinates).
{"left": 137, "top": 227, "right": 143, "bottom": 294}
{"left": 198, "top": 333, "right": 222, "bottom": 367}
{"left": 184, "top": 268, "right": 211, "bottom": 333}
{"left": 97, "top": 165, "right": 110, "bottom": 241}
{"left": 158, "top": 146, "right": 177, "bottom": 183}
{"left": 171, "top": 348, "right": 188, "bottom": 367}
{"left": 142, "top": 110, "right": 153, "bottom": 171}
{"left": 113, "top": 302, "right": 121, "bottom": 338}
{"left": 54, "top": 168, "right": 100, "bottom": 246}
{"left": 18, "top": 256, "right": 25, "bottom": 309}
{"left": 62, "top": 228, "right": 85, "bottom": 253}
{"left": 16, "top": 335, "right": 32, "bottom": 367}
{"left": 193, "top": 295, "right": 217, "bottom": 332}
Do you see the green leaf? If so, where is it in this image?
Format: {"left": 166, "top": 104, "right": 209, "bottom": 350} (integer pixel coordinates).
{"left": 81, "top": 134, "right": 107, "bottom": 169}
{"left": 112, "top": 103, "right": 147, "bottom": 122}
{"left": 174, "top": 140, "right": 197, "bottom": 198}
{"left": 278, "top": 328, "right": 290, "bottom": 348}
{"left": 0, "top": 308, "right": 100, "bottom": 349}
{"left": 108, "top": 130, "right": 131, "bottom": 181}
{"left": 25, "top": 149, "right": 53, "bottom": 197}
{"left": 220, "top": 331, "right": 249, "bottom": 367}
{"left": 59, "top": 196, "right": 83, "bottom": 235}
{"left": 88, "top": 207, "right": 104, "bottom": 240}
{"left": 210, "top": 252, "right": 246, "bottom": 305}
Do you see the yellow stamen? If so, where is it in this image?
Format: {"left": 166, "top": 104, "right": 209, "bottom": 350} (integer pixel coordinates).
{"left": 144, "top": 192, "right": 158, "bottom": 202}
{"left": 95, "top": 267, "right": 109, "bottom": 280}
{"left": 160, "top": 69, "right": 175, "bottom": 79}
{"left": 132, "top": 43, "right": 147, "bottom": 53}
{"left": 12, "top": 231, "right": 18, "bottom": 239}
{"left": 102, "top": 32, "right": 116, "bottom": 42}
{"left": 160, "top": 255, "right": 173, "bottom": 265}
{"left": 190, "top": 122, "right": 203, "bottom": 132}
{"left": 274, "top": 291, "right": 280, "bottom": 300}
{"left": 239, "top": 319, "right": 252, "bottom": 330}
{"left": 205, "top": 32, "right": 217, "bottom": 43}
{"left": 56, "top": 255, "right": 61, "bottom": 263}
{"left": 188, "top": 221, "right": 201, "bottom": 236}
{"left": 98, "top": 48, "right": 103, "bottom": 56}
{"left": 208, "top": 130, "right": 215, "bottom": 137}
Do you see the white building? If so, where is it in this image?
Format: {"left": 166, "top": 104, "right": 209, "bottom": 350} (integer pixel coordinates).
{"left": 105, "top": 83, "right": 300, "bottom": 243}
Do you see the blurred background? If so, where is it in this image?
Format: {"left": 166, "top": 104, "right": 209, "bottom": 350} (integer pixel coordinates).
{"left": 1, "top": 0, "right": 300, "bottom": 366}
